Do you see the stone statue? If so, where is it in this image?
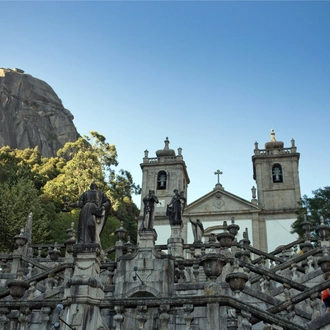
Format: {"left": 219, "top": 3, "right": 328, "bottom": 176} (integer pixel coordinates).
{"left": 166, "top": 189, "right": 186, "bottom": 226}
{"left": 141, "top": 190, "right": 159, "bottom": 230}
{"left": 69, "top": 182, "right": 111, "bottom": 245}
{"left": 189, "top": 217, "right": 204, "bottom": 243}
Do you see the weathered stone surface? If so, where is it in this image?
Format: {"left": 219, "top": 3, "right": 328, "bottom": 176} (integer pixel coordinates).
{"left": 0, "top": 68, "right": 80, "bottom": 157}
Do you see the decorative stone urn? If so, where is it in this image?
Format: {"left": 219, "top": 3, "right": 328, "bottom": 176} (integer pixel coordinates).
{"left": 49, "top": 245, "right": 61, "bottom": 262}
{"left": 318, "top": 252, "right": 330, "bottom": 273}
{"left": 14, "top": 229, "right": 28, "bottom": 249}
{"left": 217, "top": 221, "right": 234, "bottom": 249}
{"left": 200, "top": 253, "right": 226, "bottom": 280}
{"left": 299, "top": 241, "right": 313, "bottom": 253}
{"left": 226, "top": 272, "right": 248, "bottom": 293}
{"left": 115, "top": 221, "right": 127, "bottom": 242}
{"left": 7, "top": 270, "right": 29, "bottom": 299}
{"left": 316, "top": 216, "right": 330, "bottom": 241}
{"left": 227, "top": 218, "right": 240, "bottom": 238}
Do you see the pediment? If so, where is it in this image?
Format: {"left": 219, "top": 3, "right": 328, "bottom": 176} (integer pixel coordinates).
{"left": 185, "top": 188, "right": 260, "bottom": 216}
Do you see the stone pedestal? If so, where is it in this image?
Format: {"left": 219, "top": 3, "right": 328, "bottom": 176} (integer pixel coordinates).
{"left": 139, "top": 229, "right": 157, "bottom": 248}
{"left": 168, "top": 225, "right": 183, "bottom": 259}
{"left": 62, "top": 243, "right": 109, "bottom": 330}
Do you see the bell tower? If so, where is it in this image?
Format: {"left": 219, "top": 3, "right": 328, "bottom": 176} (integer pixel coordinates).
{"left": 252, "top": 129, "right": 301, "bottom": 212}
{"left": 139, "top": 137, "right": 190, "bottom": 224}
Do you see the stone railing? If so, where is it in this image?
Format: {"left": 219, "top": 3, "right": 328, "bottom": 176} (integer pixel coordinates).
{"left": 145, "top": 156, "right": 179, "bottom": 164}
{"left": 254, "top": 147, "right": 296, "bottom": 156}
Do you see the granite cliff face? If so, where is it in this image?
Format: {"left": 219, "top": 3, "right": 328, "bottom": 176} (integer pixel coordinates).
{"left": 0, "top": 68, "right": 80, "bottom": 157}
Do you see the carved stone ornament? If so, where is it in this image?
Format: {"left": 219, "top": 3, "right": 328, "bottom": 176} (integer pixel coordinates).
{"left": 213, "top": 192, "right": 225, "bottom": 209}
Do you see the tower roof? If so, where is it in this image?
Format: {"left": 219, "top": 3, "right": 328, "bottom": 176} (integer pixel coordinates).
{"left": 156, "top": 137, "right": 176, "bottom": 157}
{"left": 265, "top": 129, "right": 284, "bottom": 149}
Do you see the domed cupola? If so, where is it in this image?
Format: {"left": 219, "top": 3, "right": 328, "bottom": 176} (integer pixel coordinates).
{"left": 156, "top": 137, "right": 176, "bottom": 157}
{"left": 265, "top": 129, "right": 284, "bottom": 149}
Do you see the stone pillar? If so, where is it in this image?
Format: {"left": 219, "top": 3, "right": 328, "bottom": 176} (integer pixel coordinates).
{"left": 139, "top": 230, "right": 157, "bottom": 248}
{"left": 63, "top": 244, "right": 109, "bottom": 330}
{"left": 207, "top": 303, "right": 220, "bottom": 330}
{"left": 168, "top": 225, "right": 184, "bottom": 259}
{"left": 205, "top": 282, "right": 222, "bottom": 330}
{"left": 40, "top": 307, "right": 52, "bottom": 330}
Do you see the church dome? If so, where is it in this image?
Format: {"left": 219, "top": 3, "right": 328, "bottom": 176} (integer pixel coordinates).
{"left": 156, "top": 137, "right": 176, "bottom": 157}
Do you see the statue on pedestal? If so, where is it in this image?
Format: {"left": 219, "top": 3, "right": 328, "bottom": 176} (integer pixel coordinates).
{"left": 69, "top": 182, "right": 111, "bottom": 245}
{"left": 141, "top": 190, "right": 159, "bottom": 230}
{"left": 189, "top": 217, "right": 204, "bottom": 243}
{"left": 167, "top": 189, "right": 186, "bottom": 226}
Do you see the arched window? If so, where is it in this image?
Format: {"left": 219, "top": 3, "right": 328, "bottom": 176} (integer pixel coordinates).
{"left": 272, "top": 164, "right": 283, "bottom": 183}
{"left": 157, "top": 171, "right": 167, "bottom": 190}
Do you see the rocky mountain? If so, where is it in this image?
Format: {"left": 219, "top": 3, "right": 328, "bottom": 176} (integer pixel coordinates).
{"left": 0, "top": 68, "right": 80, "bottom": 157}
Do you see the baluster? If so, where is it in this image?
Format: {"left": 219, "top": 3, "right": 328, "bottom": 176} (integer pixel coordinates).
{"left": 159, "top": 305, "right": 170, "bottom": 330}
{"left": 178, "top": 262, "right": 186, "bottom": 283}
{"left": 0, "top": 308, "right": 10, "bottom": 328}
{"left": 40, "top": 307, "right": 52, "bottom": 329}
{"left": 283, "top": 284, "right": 295, "bottom": 321}
{"left": 307, "top": 255, "right": 315, "bottom": 273}
{"left": 136, "top": 305, "right": 148, "bottom": 330}
{"left": 113, "top": 306, "right": 124, "bottom": 330}
{"left": 227, "top": 308, "right": 238, "bottom": 330}
{"left": 0, "top": 258, "right": 7, "bottom": 273}
{"left": 18, "top": 307, "right": 31, "bottom": 330}
{"left": 291, "top": 263, "right": 298, "bottom": 280}
{"left": 310, "top": 292, "right": 321, "bottom": 319}
{"left": 183, "top": 304, "right": 194, "bottom": 330}
{"left": 240, "top": 310, "right": 252, "bottom": 330}
{"left": 193, "top": 261, "right": 200, "bottom": 283}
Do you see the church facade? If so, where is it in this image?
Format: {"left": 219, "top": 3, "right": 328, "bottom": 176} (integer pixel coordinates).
{"left": 2, "top": 132, "right": 330, "bottom": 330}
{"left": 139, "top": 130, "right": 301, "bottom": 252}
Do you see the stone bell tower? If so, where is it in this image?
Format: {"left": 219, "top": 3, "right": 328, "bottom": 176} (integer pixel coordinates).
{"left": 139, "top": 137, "right": 190, "bottom": 227}
{"left": 252, "top": 129, "right": 301, "bottom": 212}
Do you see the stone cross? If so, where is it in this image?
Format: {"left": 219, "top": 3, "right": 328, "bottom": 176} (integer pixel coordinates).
{"left": 214, "top": 169, "right": 223, "bottom": 185}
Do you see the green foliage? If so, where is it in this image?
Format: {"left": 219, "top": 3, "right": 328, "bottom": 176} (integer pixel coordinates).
{"left": 109, "top": 169, "right": 141, "bottom": 202}
{"left": 291, "top": 186, "right": 330, "bottom": 237}
{"left": 49, "top": 210, "right": 80, "bottom": 244}
{"left": 100, "top": 215, "right": 121, "bottom": 249}
{"left": 112, "top": 196, "right": 139, "bottom": 244}
{"left": 0, "top": 132, "right": 141, "bottom": 249}
{"left": 0, "top": 178, "right": 51, "bottom": 252}
{"left": 0, "top": 146, "right": 22, "bottom": 184}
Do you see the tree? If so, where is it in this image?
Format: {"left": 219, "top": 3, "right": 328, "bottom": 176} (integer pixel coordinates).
{"left": 42, "top": 132, "right": 141, "bottom": 246}
{"left": 0, "top": 178, "right": 51, "bottom": 252}
{"left": 291, "top": 186, "right": 330, "bottom": 238}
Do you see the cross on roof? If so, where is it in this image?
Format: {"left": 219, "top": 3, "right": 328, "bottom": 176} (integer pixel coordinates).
{"left": 214, "top": 169, "right": 223, "bottom": 185}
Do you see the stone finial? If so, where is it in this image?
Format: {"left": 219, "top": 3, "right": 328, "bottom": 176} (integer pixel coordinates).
{"left": 164, "top": 137, "right": 170, "bottom": 149}
{"left": 251, "top": 186, "right": 256, "bottom": 199}
{"left": 177, "top": 147, "right": 182, "bottom": 156}
{"left": 25, "top": 212, "right": 33, "bottom": 245}
{"left": 144, "top": 149, "right": 149, "bottom": 158}
{"left": 270, "top": 129, "right": 276, "bottom": 142}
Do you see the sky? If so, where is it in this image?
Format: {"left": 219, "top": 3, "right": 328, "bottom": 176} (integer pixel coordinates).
{"left": 1, "top": 1, "right": 330, "bottom": 209}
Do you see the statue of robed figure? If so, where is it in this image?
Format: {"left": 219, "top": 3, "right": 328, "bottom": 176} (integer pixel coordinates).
{"left": 141, "top": 190, "right": 159, "bottom": 230}
{"left": 166, "top": 189, "right": 186, "bottom": 226}
{"left": 69, "top": 182, "right": 111, "bottom": 245}
{"left": 189, "top": 217, "right": 204, "bottom": 243}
